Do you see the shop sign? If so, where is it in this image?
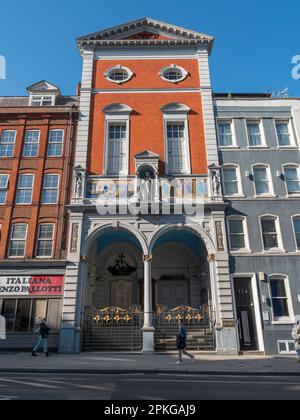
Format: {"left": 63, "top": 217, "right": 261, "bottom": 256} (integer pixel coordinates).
{"left": 0, "top": 276, "right": 64, "bottom": 296}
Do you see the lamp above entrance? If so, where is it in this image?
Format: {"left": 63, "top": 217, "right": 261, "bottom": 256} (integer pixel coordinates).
{"left": 107, "top": 254, "right": 136, "bottom": 276}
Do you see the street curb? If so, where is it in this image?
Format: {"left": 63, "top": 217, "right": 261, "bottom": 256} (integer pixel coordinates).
{"left": 1, "top": 368, "right": 300, "bottom": 377}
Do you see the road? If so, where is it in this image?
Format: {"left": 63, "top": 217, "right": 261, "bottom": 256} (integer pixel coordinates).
{"left": 0, "top": 372, "right": 299, "bottom": 400}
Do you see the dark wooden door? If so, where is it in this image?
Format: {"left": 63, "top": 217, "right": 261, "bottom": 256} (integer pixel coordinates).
{"left": 234, "top": 278, "right": 258, "bottom": 351}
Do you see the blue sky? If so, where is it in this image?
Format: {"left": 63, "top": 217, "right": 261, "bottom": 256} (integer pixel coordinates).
{"left": 0, "top": 0, "right": 300, "bottom": 97}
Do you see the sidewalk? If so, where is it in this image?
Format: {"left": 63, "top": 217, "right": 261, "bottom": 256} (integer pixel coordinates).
{"left": 0, "top": 352, "right": 300, "bottom": 375}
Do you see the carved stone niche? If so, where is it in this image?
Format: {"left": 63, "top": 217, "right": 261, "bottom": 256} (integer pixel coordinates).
{"left": 133, "top": 151, "right": 160, "bottom": 203}
{"left": 73, "top": 165, "right": 87, "bottom": 201}
{"left": 208, "top": 163, "right": 223, "bottom": 201}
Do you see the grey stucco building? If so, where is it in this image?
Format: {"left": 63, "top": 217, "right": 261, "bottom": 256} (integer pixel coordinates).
{"left": 215, "top": 94, "right": 300, "bottom": 354}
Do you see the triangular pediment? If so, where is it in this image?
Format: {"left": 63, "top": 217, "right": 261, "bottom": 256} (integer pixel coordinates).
{"left": 27, "top": 80, "right": 61, "bottom": 95}
{"left": 77, "top": 17, "right": 214, "bottom": 48}
{"left": 134, "top": 150, "right": 160, "bottom": 159}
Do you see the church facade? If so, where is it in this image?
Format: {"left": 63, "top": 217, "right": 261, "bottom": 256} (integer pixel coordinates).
{"left": 60, "top": 18, "right": 238, "bottom": 354}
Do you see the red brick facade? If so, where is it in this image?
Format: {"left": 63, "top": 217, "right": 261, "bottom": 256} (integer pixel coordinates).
{"left": 0, "top": 104, "right": 78, "bottom": 261}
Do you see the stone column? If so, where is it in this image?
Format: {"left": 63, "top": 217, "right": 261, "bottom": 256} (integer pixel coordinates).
{"left": 142, "top": 254, "right": 155, "bottom": 353}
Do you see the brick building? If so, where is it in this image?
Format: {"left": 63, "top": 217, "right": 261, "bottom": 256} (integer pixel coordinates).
{"left": 61, "top": 18, "right": 236, "bottom": 354}
{"left": 0, "top": 81, "right": 78, "bottom": 350}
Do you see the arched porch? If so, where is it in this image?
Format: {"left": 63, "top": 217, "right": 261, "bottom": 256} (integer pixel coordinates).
{"left": 79, "top": 223, "right": 217, "bottom": 353}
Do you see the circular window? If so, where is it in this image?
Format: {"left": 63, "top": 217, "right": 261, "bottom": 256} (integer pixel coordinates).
{"left": 104, "top": 66, "right": 133, "bottom": 84}
{"left": 160, "top": 65, "right": 188, "bottom": 83}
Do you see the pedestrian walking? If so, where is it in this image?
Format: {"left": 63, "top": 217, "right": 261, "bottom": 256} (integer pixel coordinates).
{"left": 176, "top": 319, "right": 195, "bottom": 365}
{"left": 292, "top": 320, "right": 300, "bottom": 362}
{"left": 32, "top": 319, "right": 50, "bottom": 357}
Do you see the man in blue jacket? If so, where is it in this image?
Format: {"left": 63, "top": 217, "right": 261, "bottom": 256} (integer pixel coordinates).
{"left": 176, "top": 319, "right": 195, "bottom": 364}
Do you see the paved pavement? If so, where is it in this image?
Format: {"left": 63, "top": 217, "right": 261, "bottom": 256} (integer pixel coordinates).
{"left": 0, "top": 352, "right": 300, "bottom": 375}
{"left": 0, "top": 372, "right": 300, "bottom": 400}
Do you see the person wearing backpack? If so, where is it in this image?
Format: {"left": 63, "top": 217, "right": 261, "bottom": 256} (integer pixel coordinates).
{"left": 291, "top": 320, "right": 300, "bottom": 362}
{"left": 32, "top": 319, "right": 50, "bottom": 357}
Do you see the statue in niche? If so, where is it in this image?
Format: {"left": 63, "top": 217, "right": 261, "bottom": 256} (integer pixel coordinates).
{"left": 138, "top": 169, "right": 154, "bottom": 202}
{"left": 75, "top": 172, "right": 83, "bottom": 198}
{"left": 211, "top": 169, "right": 221, "bottom": 197}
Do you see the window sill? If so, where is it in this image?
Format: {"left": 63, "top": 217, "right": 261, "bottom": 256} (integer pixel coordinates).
{"left": 254, "top": 194, "right": 277, "bottom": 199}
{"left": 247, "top": 146, "right": 269, "bottom": 150}
{"left": 224, "top": 194, "right": 246, "bottom": 199}
{"left": 219, "top": 146, "right": 240, "bottom": 150}
{"left": 262, "top": 249, "right": 286, "bottom": 254}
{"left": 276, "top": 146, "right": 298, "bottom": 150}
{"left": 286, "top": 194, "right": 300, "bottom": 199}
{"left": 272, "top": 321, "right": 295, "bottom": 326}
{"left": 230, "top": 250, "right": 253, "bottom": 254}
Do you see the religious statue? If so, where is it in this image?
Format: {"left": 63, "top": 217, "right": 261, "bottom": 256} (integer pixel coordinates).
{"left": 211, "top": 169, "right": 221, "bottom": 198}
{"left": 139, "top": 171, "right": 152, "bottom": 202}
{"left": 75, "top": 173, "right": 83, "bottom": 198}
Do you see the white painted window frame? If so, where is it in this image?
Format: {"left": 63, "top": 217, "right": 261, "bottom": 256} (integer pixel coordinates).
{"left": 268, "top": 274, "right": 295, "bottom": 324}
{"left": 15, "top": 173, "right": 35, "bottom": 205}
{"left": 217, "top": 119, "right": 237, "bottom": 148}
{"left": 159, "top": 64, "right": 188, "bottom": 84}
{"left": 274, "top": 118, "right": 297, "bottom": 148}
{"left": 0, "top": 130, "right": 16, "bottom": 158}
{"left": 222, "top": 164, "right": 243, "bottom": 197}
{"left": 35, "top": 223, "right": 55, "bottom": 259}
{"left": 23, "top": 130, "right": 40, "bottom": 157}
{"left": 277, "top": 340, "right": 297, "bottom": 354}
{"left": 47, "top": 129, "right": 64, "bottom": 157}
{"left": 252, "top": 164, "right": 275, "bottom": 197}
{"left": 291, "top": 214, "right": 300, "bottom": 252}
{"left": 42, "top": 173, "right": 60, "bottom": 205}
{"left": 8, "top": 223, "right": 28, "bottom": 258}
{"left": 0, "top": 174, "right": 9, "bottom": 205}
{"left": 104, "top": 116, "right": 130, "bottom": 177}
{"left": 283, "top": 164, "right": 300, "bottom": 197}
{"left": 30, "top": 95, "right": 55, "bottom": 107}
{"left": 104, "top": 65, "right": 133, "bottom": 84}
{"left": 259, "top": 214, "right": 285, "bottom": 253}
{"left": 246, "top": 119, "right": 267, "bottom": 148}
{"left": 163, "top": 114, "right": 191, "bottom": 176}
{"left": 227, "top": 216, "right": 251, "bottom": 252}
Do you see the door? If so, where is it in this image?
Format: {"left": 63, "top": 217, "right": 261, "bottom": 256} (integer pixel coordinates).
{"left": 110, "top": 280, "right": 132, "bottom": 309}
{"left": 157, "top": 279, "right": 189, "bottom": 309}
{"left": 234, "top": 278, "right": 258, "bottom": 351}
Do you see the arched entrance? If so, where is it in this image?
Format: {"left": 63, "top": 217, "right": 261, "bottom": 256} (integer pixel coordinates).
{"left": 82, "top": 226, "right": 147, "bottom": 352}
{"left": 150, "top": 226, "right": 216, "bottom": 351}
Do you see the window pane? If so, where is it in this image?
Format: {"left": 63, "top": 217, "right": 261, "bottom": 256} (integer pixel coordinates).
{"left": 229, "top": 220, "right": 246, "bottom": 249}
{"left": 167, "top": 122, "right": 187, "bottom": 174}
{"left": 0, "top": 131, "right": 16, "bottom": 157}
{"left": 1, "top": 299, "right": 16, "bottom": 332}
{"left": 271, "top": 279, "right": 287, "bottom": 298}
{"left": 224, "top": 168, "right": 238, "bottom": 195}
{"left": 36, "top": 225, "right": 54, "bottom": 257}
{"left": 276, "top": 123, "right": 290, "bottom": 146}
{"left": 107, "top": 124, "right": 127, "bottom": 175}
{"left": 14, "top": 299, "right": 31, "bottom": 332}
{"left": 261, "top": 219, "right": 278, "bottom": 249}
{"left": 9, "top": 225, "right": 27, "bottom": 257}
{"left": 285, "top": 168, "right": 300, "bottom": 194}
{"left": 23, "top": 131, "right": 39, "bottom": 157}
{"left": 42, "top": 175, "right": 59, "bottom": 204}
{"left": 272, "top": 299, "right": 289, "bottom": 318}
{"left": 254, "top": 168, "right": 270, "bottom": 194}
{"left": 247, "top": 123, "right": 262, "bottom": 146}
{"left": 218, "top": 123, "right": 233, "bottom": 146}
{"left": 30, "top": 300, "right": 47, "bottom": 332}
{"left": 48, "top": 130, "right": 63, "bottom": 157}
{"left": 294, "top": 219, "right": 300, "bottom": 249}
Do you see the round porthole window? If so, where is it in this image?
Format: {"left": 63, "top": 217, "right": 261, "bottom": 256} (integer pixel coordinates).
{"left": 104, "top": 66, "right": 133, "bottom": 84}
{"left": 160, "top": 65, "right": 188, "bottom": 83}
